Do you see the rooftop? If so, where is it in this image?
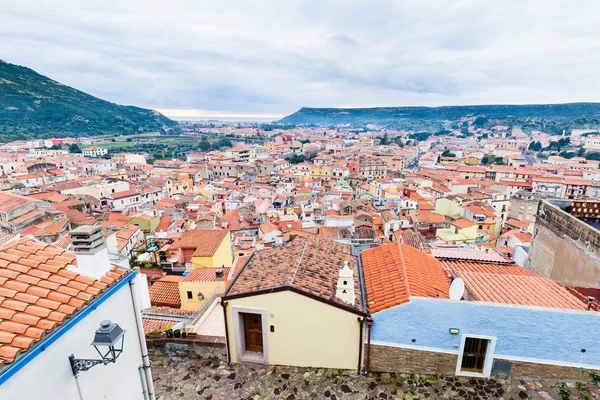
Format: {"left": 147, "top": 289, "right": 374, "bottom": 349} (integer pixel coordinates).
{"left": 361, "top": 242, "right": 450, "bottom": 313}
{"left": 170, "top": 229, "right": 229, "bottom": 257}
{"left": 225, "top": 237, "right": 362, "bottom": 312}
{"left": 0, "top": 236, "right": 129, "bottom": 368}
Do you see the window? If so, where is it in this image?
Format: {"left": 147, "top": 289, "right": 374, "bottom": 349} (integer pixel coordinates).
{"left": 456, "top": 335, "right": 496, "bottom": 377}
{"left": 187, "top": 291, "right": 193, "bottom": 300}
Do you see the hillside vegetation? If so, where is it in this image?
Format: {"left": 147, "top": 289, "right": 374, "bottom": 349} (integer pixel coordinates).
{"left": 0, "top": 60, "right": 176, "bottom": 141}
{"left": 279, "top": 104, "right": 600, "bottom": 131}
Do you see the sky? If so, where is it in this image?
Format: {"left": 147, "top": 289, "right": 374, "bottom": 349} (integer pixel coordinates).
{"left": 1, "top": 0, "right": 600, "bottom": 120}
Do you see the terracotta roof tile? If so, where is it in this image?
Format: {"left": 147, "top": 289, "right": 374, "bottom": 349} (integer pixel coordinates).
{"left": 226, "top": 237, "right": 362, "bottom": 311}
{"left": 362, "top": 242, "right": 450, "bottom": 314}
{"left": 0, "top": 236, "right": 130, "bottom": 367}
{"left": 149, "top": 276, "right": 183, "bottom": 307}
{"left": 169, "top": 229, "right": 229, "bottom": 257}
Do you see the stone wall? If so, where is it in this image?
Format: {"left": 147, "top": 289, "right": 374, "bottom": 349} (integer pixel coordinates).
{"left": 497, "top": 358, "right": 596, "bottom": 381}
{"left": 526, "top": 200, "right": 600, "bottom": 287}
{"left": 369, "top": 344, "right": 457, "bottom": 375}
{"left": 368, "top": 344, "right": 600, "bottom": 381}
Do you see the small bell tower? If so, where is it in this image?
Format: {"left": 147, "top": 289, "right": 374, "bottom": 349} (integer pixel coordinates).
{"left": 336, "top": 260, "right": 355, "bottom": 305}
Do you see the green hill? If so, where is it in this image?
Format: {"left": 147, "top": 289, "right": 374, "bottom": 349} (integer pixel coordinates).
{"left": 0, "top": 59, "right": 177, "bottom": 141}
{"left": 279, "top": 104, "right": 600, "bottom": 129}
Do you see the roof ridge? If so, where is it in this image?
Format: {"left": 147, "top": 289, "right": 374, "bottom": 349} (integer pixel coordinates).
{"left": 396, "top": 242, "right": 411, "bottom": 299}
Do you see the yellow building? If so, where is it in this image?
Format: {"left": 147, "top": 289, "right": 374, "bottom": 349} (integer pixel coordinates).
{"left": 165, "top": 229, "right": 234, "bottom": 270}
{"left": 458, "top": 155, "right": 480, "bottom": 165}
{"left": 178, "top": 267, "right": 230, "bottom": 311}
{"left": 222, "top": 237, "right": 366, "bottom": 370}
{"left": 434, "top": 197, "right": 465, "bottom": 218}
{"left": 263, "top": 142, "right": 276, "bottom": 152}
{"left": 191, "top": 231, "right": 233, "bottom": 269}
{"left": 128, "top": 213, "right": 160, "bottom": 233}
{"left": 436, "top": 218, "right": 479, "bottom": 244}
{"left": 309, "top": 165, "right": 332, "bottom": 181}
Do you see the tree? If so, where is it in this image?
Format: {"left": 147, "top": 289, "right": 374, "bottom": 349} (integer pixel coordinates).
{"left": 578, "top": 147, "right": 586, "bottom": 157}
{"left": 472, "top": 116, "right": 488, "bottom": 128}
{"left": 198, "top": 140, "right": 211, "bottom": 151}
{"left": 481, "top": 156, "right": 489, "bottom": 165}
{"left": 286, "top": 154, "right": 306, "bottom": 164}
{"left": 528, "top": 141, "right": 542, "bottom": 151}
{"left": 558, "top": 137, "right": 571, "bottom": 147}
{"left": 394, "top": 138, "right": 404, "bottom": 147}
{"left": 218, "top": 138, "right": 233, "bottom": 148}
{"left": 441, "top": 150, "right": 456, "bottom": 158}
{"left": 69, "top": 144, "right": 82, "bottom": 153}
{"left": 379, "top": 132, "right": 390, "bottom": 145}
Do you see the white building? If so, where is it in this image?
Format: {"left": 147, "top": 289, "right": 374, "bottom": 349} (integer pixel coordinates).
{"left": 584, "top": 135, "right": 600, "bottom": 151}
{"left": 82, "top": 147, "right": 108, "bottom": 157}
{"left": 0, "top": 228, "right": 155, "bottom": 399}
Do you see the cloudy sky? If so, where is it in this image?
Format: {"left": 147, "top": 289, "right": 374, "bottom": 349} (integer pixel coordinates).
{"left": 1, "top": 0, "right": 600, "bottom": 119}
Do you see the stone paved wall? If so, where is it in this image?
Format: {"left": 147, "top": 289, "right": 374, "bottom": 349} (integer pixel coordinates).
{"left": 498, "top": 358, "right": 598, "bottom": 381}
{"left": 150, "top": 342, "right": 600, "bottom": 399}
{"left": 369, "top": 344, "right": 457, "bottom": 375}
{"left": 368, "top": 344, "right": 600, "bottom": 381}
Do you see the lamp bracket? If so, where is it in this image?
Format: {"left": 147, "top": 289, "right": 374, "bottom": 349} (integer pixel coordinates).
{"left": 69, "top": 354, "right": 112, "bottom": 376}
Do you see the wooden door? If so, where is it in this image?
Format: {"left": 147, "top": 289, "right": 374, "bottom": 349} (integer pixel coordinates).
{"left": 460, "top": 337, "right": 488, "bottom": 372}
{"left": 243, "top": 313, "right": 263, "bottom": 352}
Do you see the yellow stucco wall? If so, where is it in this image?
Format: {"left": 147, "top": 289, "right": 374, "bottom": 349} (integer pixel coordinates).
{"left": 179, "top": 280, "right": 226, "bottom": 311}
{"left": 225, "top": 290, "right": 362, "bottom": 370}
{"left": 434, "top": 198, "right": 464, "bottom": 217}
{"left": 191, "top": 234, "right": 233, "bottom": 269}
{"left": 129, "top": 216, "right": 160, "bottom": 232}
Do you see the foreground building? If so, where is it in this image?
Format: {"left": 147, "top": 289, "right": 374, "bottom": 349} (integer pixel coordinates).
{"left": 0, "top": 227, "right": 155, "bottom": 399}
{"left": 361, "top": 243, "right": 600, "bottom": 379}
{"left": 221, "top": 237, "right": 367, "bottom": 370}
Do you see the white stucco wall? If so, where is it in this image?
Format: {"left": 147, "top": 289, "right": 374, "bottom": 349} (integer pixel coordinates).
{"left": 0, "top": 279, "right": 148, "bottom": 400}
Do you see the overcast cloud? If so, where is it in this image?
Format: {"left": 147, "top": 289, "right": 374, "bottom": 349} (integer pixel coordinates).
{"left": 1, "top": 0, "right": 600, "bottom": 118}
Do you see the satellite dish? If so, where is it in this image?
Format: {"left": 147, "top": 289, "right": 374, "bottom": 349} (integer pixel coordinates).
{"left": 449, "top": 278, "right": 465, "bottom": 301}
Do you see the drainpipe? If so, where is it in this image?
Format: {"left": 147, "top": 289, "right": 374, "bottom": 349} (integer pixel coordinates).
{"left": 221, "top": 300, "right": 231, "bottom": 365}
{"left": 357, "top": 317, "right": 365, "bottom": 374}
{"left": 364, "top": 318, "right": 374, "bottom": 374}
{"left": 138, "top": 365, "right": 149, "bottom": 400}
{"left": 129, "top": 276, "right": 156, "bottom": 400}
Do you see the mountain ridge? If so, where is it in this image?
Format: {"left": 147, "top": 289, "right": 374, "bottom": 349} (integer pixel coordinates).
{"left": 0, "top": 59, "right": 177, "bottom": 141}
{"left": 279, "top": 103, "right": 600, "bottom": 129}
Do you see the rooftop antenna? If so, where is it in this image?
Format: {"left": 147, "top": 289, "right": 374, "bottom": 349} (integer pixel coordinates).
{"left": 449, "top": 277, "right": 465, "bottom": 301}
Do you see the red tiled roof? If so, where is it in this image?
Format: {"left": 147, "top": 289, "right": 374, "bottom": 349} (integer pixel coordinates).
{"left": 361, "top": 242, "right": 450, "bottom": 313}
{"left": 142, "top": 318, "right": 179, "bottom": 335}
{"left": 452, "top": 218, "right": 476, "bottom": 229}
{"left": 460, "top": 273, "right": 587, "bottom": 310}
{"left": 148, "top": 276, "right": 182, "bottom": 307}
{"left": 0, "top": 236, "right": 129, "bottom": 367}
{"left": 225, "top": 237, "right": 362, "bottom": 311}
{"left": 430, "top": 248, "right": 512, "bottom": 263}
{"left": 440, "top": 260, "right": 533, "bottom": 277}
{"left": 182, "top": 268, "right": 231, "bottom": 282}
{"left": 0, "top": 192, "right": 39, "bottom": 213}
{"left": 170, "top": 229, "right": 229, "bottom": 257}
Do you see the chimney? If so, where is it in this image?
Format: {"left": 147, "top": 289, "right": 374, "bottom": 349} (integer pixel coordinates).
{"left": 68, "top": 226, "right": 112, "bottom": 280}
{"left": 215, "top": 268, "right": 224, "bottom": 281}
{"left": 335, "top": 260, "right": 356, "bottom": 305}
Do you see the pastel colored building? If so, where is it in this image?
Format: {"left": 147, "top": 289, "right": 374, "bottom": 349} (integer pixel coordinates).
{"left": 222, "top": 237, "right": 367, "bottom": 370}
{"left": 361, "top": 242, "right": 600, "bottom": 380}
{"left": 164, "top": 229, "right": 233, "bottom": 271}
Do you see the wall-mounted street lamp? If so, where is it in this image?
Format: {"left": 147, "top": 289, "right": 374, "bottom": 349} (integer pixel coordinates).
{"left": 68, "top": 320, "right": 126, "bottom": 377}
